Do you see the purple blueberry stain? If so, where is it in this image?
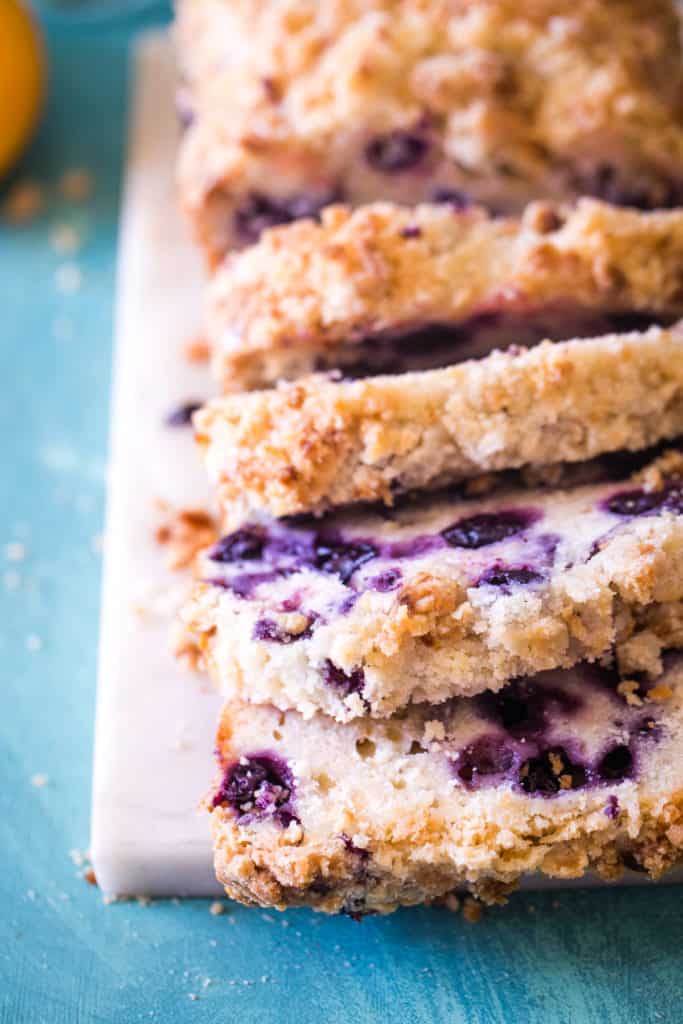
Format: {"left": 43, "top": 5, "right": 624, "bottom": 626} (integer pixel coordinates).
{"left": 312, "top": 536, "right": 378, "bottom": 584}
{"left": 213, "top": 752, "right": 297, "bottom": 827}
{"left": 430, "top": 187, "right": 470, "bottom": 208}
{"left": 453, "top": 734, "right": 516, "bottom": 786}
{"left": 442, "top": 508, "right": 539, "bottom": 550}
{"left": 477, "top": 679, "right": 583, "bottom": 739}
{"left": 365, "top": 131, "right": 429, "bottom": 173}
{"left": 175, "top": 86, "right": 194, "bottom": 131}
{"left": 476, "top": 564, "right": 545, "bottom": 590}
{"left": 252, "top": 615, "right": 316, "bottom": 645}
{"left": 603, "top": 483, "right": 683, "bottom": 518}
{"left": 209, "top": 528, "right": 264, "bottom": 563}
{"left": 337, "top": 591, "right": 359, "bottom": 616}
{"left": 385, "top": 533, "right": 442, "bottom": 560}
{"left": 604, "top": 488, "right": 670, "bottom": 517}
{"left": 400, "top": 224, "right": 422, "bottom": 239}
{"left": 584, "top": 164, "right": 683, "bottom": 210}
{"left": 369, "top": 567, "right": 402, "bottom": 592}
{"left": 214, "top": 568, "right": 295, "bottom": 599}
{"left": 452, "top": 667, "right": 668, "bottom": 797}
{"left": 604, "top": 794, "right": 620, "bottom": 819}
{"left": 323, "top": 659, "right": 366, "bottom": 703}
{"left": 340, "top": 833, "right": 371, "bottom": 863}
{"left": 234, "top": 189, "right": 341, "bottom": 243}
{"left": 165, "top": 400, "right": 202, "bottom": 427}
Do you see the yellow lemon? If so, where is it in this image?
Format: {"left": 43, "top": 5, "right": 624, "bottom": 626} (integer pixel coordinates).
{"left": 0, "top": 0, "right": 45, "bottom": 178}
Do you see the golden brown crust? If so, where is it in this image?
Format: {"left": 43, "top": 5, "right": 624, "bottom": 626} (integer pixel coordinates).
{"left": 205, "top": 200, "right": 683, "bottom": 390}
{"left": 196, "top": 324, "right": 683, "bottom": 525}
{"left": 177, "top": 0, "right": 683, "bottom": 262}
{"left": 213, "top": 799, "right": 683, "bottom": 912}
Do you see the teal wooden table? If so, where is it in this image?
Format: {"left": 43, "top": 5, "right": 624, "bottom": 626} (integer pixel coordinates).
{"left": 1, "top": 12, "right": 682, "bottom": 1023}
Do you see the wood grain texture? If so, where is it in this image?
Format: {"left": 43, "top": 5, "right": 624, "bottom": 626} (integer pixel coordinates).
{"left": 1, "top": 12, "right": 682, "bottom": 1024}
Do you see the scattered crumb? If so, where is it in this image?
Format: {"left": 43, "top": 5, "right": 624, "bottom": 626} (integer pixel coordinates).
{"left": 260, "top": 976, "right": 269, "bottom": 984}
{"left": 31, "top": 773, "right": 48, "bottom": 788}
{"left": 69, "top": 848, "right": 87, "bottom": 867}
{"left": 462, "top": 897, "right": 483, "bottom": 923}
{"left": 59, "top": 168, "right": 94, "bottom": 203}
{"left": 183, "top": 335, "right": 210, "bottom": 364}
{"left": 4, "top": 570, "right": 21, "bottom": 591}
{"left": 2, "top": 180, "right": 45, "bottom": 224}
{"left": 170, "top": 620, "right": 205, "bottom": 673}
{"left": 5, "top": 541, "right": 26, "bottom": 562}
{"left": 26, "top": 634, "right": 43, "bottom": 653}
{"left": 102, "top": 894, "right": 118, "bottom": 905}
{"left": 49, "top": 224, "right": 81, "bottom": 256}
{"left": 209, "top": 901, "right": 226, "bottom": 916}
{"left": 154, "top": 503, "right": 217, "bottom": 571}
{"left": 83, "top": 867, "right": 97, "bottom": 886}
{"left": 188, "top": 993, "right": 198, "bottom": 1002}
{"left": 55, "top": 263, "right": 82, "bottom": 294}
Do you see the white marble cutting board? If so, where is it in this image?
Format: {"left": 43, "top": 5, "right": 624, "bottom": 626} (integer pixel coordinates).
{"left": 90, "top": 31, "right": 680, "bottom": 899}
{"left": 90, "top": 32, "right": 222, "bottom": 897}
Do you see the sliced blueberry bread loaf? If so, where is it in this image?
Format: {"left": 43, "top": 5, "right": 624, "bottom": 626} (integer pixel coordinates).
{"left": 204, "top": 201, "right": 683, "bottom": 391}
{"left": 183, "top": 445, "right": 683, "bottom": 721}
{"left": 195, "top": 323, "right": 683, "bottom": 526}
{"left": 211, "top": 653, "right": 683, "bottom": 914}
{"left": 177, "top": 0, "right": 683, "bottom": 261}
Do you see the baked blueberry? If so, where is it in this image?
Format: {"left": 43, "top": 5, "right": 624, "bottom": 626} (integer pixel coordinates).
{"left": 518, "top": 746, "right": 587, "bottom": 795}
{"left": 234, "top": 189, "right": 339, "bottom": 243}
{"left": 476, "top": 565, "right": 544, "bottom": 588}
{"left": 165, "top": 400, "right": 202, "bottom": 427}
{"left": 213, "top": 752, "right": 296, "bottom": 826}
{"left": 323, "top": 660, "right": 366, "bottom": 700}
{"left": 312, "top": 536, "right": 378, "bottom": 583}
{"left": 442, "top": 509, "right": 537, "bottom": 549}
{"left": 454, "top": 734, "right": 515, "bottom": 786}
{"left": 365, "top": 131, "right": 429, "bottom": 173}
{"left": 596, "top": 744, "right": 633, "bottom": 782}
{"left": 209, "top": 528, "right": 264, "bottom": 563}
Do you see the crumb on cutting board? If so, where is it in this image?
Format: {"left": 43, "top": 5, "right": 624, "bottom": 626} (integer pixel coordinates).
{"left": 154, "top": 502, "right": 217, "bottom": 571}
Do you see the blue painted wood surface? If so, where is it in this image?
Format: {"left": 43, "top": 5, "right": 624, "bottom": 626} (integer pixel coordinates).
{"left": 1, "top": 12, "right": 682, "bottom": 1023}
